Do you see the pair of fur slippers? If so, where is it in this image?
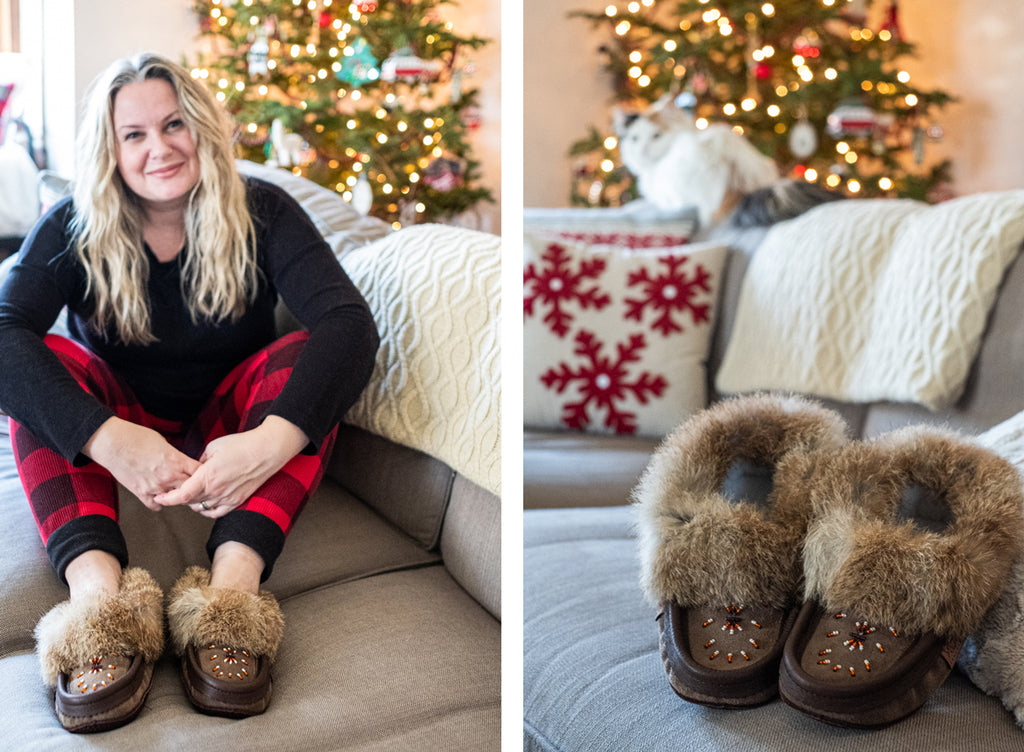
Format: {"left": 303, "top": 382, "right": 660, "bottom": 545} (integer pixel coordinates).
{"left": 634, "top": 394, "right": 1024, "bottom": 728}
{"left": 34, "top": 566, "right": 284, "bottom": 733}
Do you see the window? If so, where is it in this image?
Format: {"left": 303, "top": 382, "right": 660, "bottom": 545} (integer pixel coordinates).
{"left": 0, "top": 0, "right": 17, "bottom": 52}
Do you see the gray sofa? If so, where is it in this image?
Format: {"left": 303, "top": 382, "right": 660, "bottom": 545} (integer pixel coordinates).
{"left": 523, "top": 211, "right": 1024, "bottom": 750}
{"left": 0, "top": 176, "right": 501, "bottom": 750}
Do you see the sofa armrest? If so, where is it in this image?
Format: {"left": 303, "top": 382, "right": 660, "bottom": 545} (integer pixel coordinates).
{"left": 440, "top": 474, "right": 501, "bottom": 620}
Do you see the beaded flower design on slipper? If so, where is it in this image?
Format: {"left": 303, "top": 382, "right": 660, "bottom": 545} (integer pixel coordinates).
{"left": 691, "top": 603, "right": 778, "bottom": 668}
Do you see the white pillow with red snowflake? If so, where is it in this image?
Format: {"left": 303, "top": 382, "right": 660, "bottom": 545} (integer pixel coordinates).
{"left": 523, "top": 233, "right": 727, "bottom": 437}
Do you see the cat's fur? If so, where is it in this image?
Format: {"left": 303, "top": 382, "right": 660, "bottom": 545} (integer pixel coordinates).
{"left": 615, "top": 96, "right": 842, "bottom": 230}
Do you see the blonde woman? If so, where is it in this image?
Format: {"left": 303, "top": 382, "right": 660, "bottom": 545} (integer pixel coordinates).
{"left": 0, "top": 53, "right": 378, "bottom": 731}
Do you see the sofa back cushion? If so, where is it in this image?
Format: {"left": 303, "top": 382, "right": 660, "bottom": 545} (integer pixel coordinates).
{"left": 328, "top": 424, "right": 454, "bottom": 549}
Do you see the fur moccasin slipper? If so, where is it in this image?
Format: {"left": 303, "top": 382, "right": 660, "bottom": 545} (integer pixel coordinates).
{"left": 167, "top": 566, "right": 284, "bottom": 718}
{"left": 634, "top": 393, "right": 848, "bottom": 707}
{"left": 779, "top": 427, "right": 1024, "bottom": 729}
{"left": 34, "top": 567, "right": 164, "bottom": 733}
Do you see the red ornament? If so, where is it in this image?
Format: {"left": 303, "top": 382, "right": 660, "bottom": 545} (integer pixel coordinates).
{"left": 318, "top": 10, "right": 332, "bottom": 27}
{"left": 423, "top": 157, "right": 464, "bottom": 192}
{"left": 880, "top": 1, "right": 903, "bottom": 42}
{"left": 793, "top": 42, "right": 820, "bottom": 58}
{"left": 754, "top": 62, "right": 771, "bottom": 80}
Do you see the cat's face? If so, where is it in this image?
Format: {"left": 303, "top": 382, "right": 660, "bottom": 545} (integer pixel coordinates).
{"left": 614, "top": 103, "right": 693, "bottom": 174}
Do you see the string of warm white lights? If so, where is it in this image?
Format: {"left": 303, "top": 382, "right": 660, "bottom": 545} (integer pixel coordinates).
{"left": 570, "top": 0, "right": 951, "bottom": 206}
{"left": 191, "top": 0, "right": 489, "bottom": 226}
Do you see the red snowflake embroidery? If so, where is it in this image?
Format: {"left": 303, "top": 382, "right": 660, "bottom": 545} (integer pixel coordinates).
{"left": 624, "top": 255, "right": 712, "bottom": 336}
{"left": 524, "top": 242, "right": 611, "bottom": 337}
{"left": 540, "top": 330, "right": 667, "bottom": 434}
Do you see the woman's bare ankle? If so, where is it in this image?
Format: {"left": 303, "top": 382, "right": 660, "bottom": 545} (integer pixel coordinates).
{"left": 210, "top": 542, "right": 264, "bottom": 594}
{"left": 65, "top": 550, "right": 122, "bottom": 600}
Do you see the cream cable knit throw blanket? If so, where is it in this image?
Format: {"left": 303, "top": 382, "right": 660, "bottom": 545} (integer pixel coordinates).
{"left": 341, "top": 225, "right": 501, "bottom": 496}
{"left": 960, "top": 410, "right": 1024, "bottom": 727}
{"left": 716, "top": 191, "right": 1024, "bottom": 409}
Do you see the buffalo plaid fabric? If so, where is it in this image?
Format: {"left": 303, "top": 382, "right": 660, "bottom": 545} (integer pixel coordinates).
{"left": 10, "top": 331, "right": 336, "bottom": 582}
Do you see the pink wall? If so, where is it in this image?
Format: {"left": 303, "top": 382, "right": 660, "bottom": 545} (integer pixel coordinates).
{"left": 524, "top": 0, "right": 1024, "bottom": 207}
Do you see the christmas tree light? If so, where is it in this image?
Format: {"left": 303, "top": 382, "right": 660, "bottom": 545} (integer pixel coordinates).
{"left": 570, "top": 0, "right": 953, "bottom": 207}
{"left": 190, "top": 0, "right": 493, "bottom": 227}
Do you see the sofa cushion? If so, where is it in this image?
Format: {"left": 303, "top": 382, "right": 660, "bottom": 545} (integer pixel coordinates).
{"left": 524, "top": 234, "right": 727, "bottom": 437}
{"left": 5, "top": 566, "right": 499, "bottom": 751}
{"left": 524, "top": 506, "right": 1024, "bottom": 751}
{"left": 523, "top": 429, "right": 660, "bottom": 509}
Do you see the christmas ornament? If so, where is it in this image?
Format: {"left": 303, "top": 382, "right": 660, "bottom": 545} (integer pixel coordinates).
{"left": 269, "top": 119, "right": 306, "bottom": 168}
{"left": 842, "top": 0, "right": 868, "bottom": 23}
{"left": 351, "top": 174, "right": 374, "bottom": 215}
{"left": 318, "top": 10, "right": 332, "bottom": 27}
{"left": 423, "top": 157, "right": 465, "bottom": 192}
{"left": 826, "top": 100, "right": 878, "bottom": 138}
{"left": 248, "top": 33, "right": 269, "bottom": 77}
{"left": 462, "top": 105, "right": 482, "bottom": 130}
{"left": 789, "top": 118, "right": 818, "bottom": 159}
{"left": 450, "top": 69, "right": 463, "bottom": 103}
{"left": 912, "top": 125, "right": 925, "bottom": 164}
{"left": 336, "top": 37, "right": 380, "bottom": 86}
{"left": 793, "top": 33, "right": 821, "bottom": 59}
{"left": 674, "top": 92, "right": 697, "bottom": 111}
{"left": 881, "top": 1, "right": 903, "bottom": 42}
{"left": 754, "top": 62, "right": 771, "bottom": 80}
{"left": 380, "top": 48, "right": 443, "bottom": 83}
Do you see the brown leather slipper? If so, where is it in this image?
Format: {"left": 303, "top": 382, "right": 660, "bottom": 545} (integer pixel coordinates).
{"left": 181, "top": 641, "right": 273, "bottom": 718}
{"left": 34, "top": 568, "right": 165, "bottom": 733}
{"left": 779, "top": 428, "right": 1024, "bottom": 728}
{"left": 634, "top": 394, "right": 848, "bottom": 707}
{"left": 168, "top": 566, "right": 284, "bottom": 719}
{"left": 779, "top": 602, "right": 964, "bottom": 728}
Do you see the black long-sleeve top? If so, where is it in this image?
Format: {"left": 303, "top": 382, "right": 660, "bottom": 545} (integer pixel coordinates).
{"left": 0, "top": 177, "right": 380, "bottom": 463}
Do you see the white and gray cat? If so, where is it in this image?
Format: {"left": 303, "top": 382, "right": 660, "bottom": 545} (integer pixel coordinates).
{"left": 614, "top": 95, "right": 841, "bottom": 230}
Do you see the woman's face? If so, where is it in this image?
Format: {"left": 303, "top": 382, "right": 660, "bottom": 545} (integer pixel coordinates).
{"left": 112, "top": 78, "right": 200, "bottom": 215}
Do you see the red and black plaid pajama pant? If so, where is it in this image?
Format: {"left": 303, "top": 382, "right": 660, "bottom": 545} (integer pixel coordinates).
{"left": 9, "top": 331, "right": 336, "bottom": 583}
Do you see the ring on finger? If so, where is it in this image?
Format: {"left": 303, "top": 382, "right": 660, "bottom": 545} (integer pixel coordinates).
{"left": 200, "top": 500, "right": 211, "bottom": 511}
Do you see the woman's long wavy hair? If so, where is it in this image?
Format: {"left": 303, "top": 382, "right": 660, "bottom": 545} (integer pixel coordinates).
{"left": 71, "top": 53, "right": 258, "bottom": 345}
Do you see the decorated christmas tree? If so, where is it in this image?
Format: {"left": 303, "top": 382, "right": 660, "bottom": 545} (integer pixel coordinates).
{"left": 190, "top": 0, "right": 492, "bottom": 227}
{"left": 569, "top": 0, "right": 953, "bottom": 207}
